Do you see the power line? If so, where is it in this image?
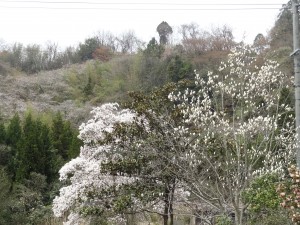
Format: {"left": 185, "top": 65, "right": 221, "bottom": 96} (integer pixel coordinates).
{"left": 0, "top": 1, "right": 286, "bottom": 5}
{"left": 0, "top": 5, "right": 282, "bottom": 10}
{"left": 0, "top": 1, "right": 284, "bottom": 11}
{"left": 0, "top": 7, "right": 282, "bottom": 10}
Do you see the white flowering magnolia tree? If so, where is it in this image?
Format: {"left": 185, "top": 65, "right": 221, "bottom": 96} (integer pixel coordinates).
{"left": 52, "top": 98, "right": 189, "bottom": 225}
{"left": 168, "top": 47, "right": 296, "bottom": 224}
{"left": 52, "top": 103, "right": 139, "bottom": 224}
{"left": 53, "top": 46, "right": 296, "bottom": 225}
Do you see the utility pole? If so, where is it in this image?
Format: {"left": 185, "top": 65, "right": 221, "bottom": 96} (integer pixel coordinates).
{"left": 292, "top": 0, "right": 300, "bottom": 168}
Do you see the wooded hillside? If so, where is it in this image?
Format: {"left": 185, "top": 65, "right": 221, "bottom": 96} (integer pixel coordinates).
{"left": 0, "top": 4, "right": 297, "bottom": 224}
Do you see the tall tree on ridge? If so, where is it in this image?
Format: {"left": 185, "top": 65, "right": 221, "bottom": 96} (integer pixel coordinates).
{"left": 157, "top": 21, "right": 173, "bottom": 45}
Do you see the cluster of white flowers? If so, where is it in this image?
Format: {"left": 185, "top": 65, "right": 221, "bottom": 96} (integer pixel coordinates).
{"left": 78, "top": 103, "right": 136, "bottom": 144}
{"left": 53, "top": 47, "right": 296, "bottom": 224}
{"left": 168, "top": 46, "right": 295, "bottom": 188}
{"left": 53, "top": 103, "right": 138, "bottom": 225}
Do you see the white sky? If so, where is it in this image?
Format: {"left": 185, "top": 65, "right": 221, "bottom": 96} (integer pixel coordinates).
{"left": 0, "top": 0, "right": 288, "bottom": 49}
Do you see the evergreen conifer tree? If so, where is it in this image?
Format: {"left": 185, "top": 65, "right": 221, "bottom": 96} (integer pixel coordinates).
{"left": 51, "top": 113, "right": 79, "bottom": 161}
{"left": 35, "top": 119, "right": 52, "bottom": 178}
{"left": 67, "top": 131, "right": 82, "bottom": 160}
{"left": 51, "top": 112, "right": 65, "bottom": 159}
{"left": 15, "top": 113, "right": 37, "bottom": 181}
{"left": 16, "top": 114, "right": 55, "bottom": 182}
{"left": 0, "top": 122, "right": 6, "bottom": 144}
{"left": 6, "top": 114, "right": 22, "bottom": 148}
{"left": 6, "top": 114, "right": 22, "bottom": 181}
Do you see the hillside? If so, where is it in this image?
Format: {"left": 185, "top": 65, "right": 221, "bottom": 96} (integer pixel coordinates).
{"left": 0, "top": 9, "right": 297, "bottom": 224}
{"left": 0, "top": 51, "right": 195, "bottom": 125}
{"left": 0, "top": 63, "right": 93, "bottom": 125}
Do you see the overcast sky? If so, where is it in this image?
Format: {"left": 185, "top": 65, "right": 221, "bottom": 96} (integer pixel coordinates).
{"left": 0, "top": 0, "right": 287, "bottom": 49}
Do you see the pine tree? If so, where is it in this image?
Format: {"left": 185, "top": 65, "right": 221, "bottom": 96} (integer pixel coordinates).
{"left": 61, "top": 120, "right": 73, "bottom": 159}
{"left": 83, "top": 75, "right": 93, "bottom": 97}
{"left": 35, "top": 119, "right": 55, "bottom": 182}
{"left": 15, "top": 113, "right": 36, "bottom": 181}
{"left": 16, "top": 114, "right": 56, "bottom": 182}
{"left": 6, "top": 114, "right": 22, "bottom": 181}
{"left": 51, "top": 112, "right": 65, "bottom": 159}
{"left": 51, "top": 112, "right": 78, "bottom": 161}
{"left": 67, "top": 131, "right": 82, "bottom": 160}
{"left": 6, "top": 114, "right": 22, "bottom": 148}
{"left": 0, "top": 122, "right": 6, "bottom": 144}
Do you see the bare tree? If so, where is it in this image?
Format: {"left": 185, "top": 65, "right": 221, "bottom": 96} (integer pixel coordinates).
{"left": 178, "top": 23, "right": 235, "bottom": 55}
{"left": 8, "top": 43, "right": 24, "bottom": 69}
{"left": 95, "top": 30, "right": 118, "bottom": 52}
{"left": 210, "top": 25, "right": 235, "bottom": 51}
{"left": 253, "top": 33, "right": 269, "bottom": 53}
{"left": 178, "top": 23, "right": 209, "bottom": 54}
{"left": 42, "top": 41, "right": 60, "bottom": 70}
{"left": 116, "top": 30, "right": 144, "bottom": 54}
{"left": 179, "top": 23, "right": 200, "bottom": 40}
{"left": 0, "top": 39, "right": 8, "bottom": 52}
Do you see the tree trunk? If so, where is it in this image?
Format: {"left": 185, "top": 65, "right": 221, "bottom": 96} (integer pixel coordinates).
{"left": 163, "top": 179, "right": 176, "bottom": 225}
{"left": 170, "top": 209, "right": 174, "bottom": 225}
{"left": 169, "top": 180, "right": 176, "bottom": 225}
{"left": 163, "top": 208, "right": 169, "bottom": 225}
{"left": 163, "top": 186, "right": 169, "bottom": 225}
{"left": 233, "top": 203, "right": 243, "bottom": 225}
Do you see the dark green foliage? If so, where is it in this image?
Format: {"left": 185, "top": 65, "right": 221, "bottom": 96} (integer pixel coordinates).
{"left": 78, "top": 37, "right": 100, "bottom": 61}
{"left": 6, "top": 113, "right": 22, "bottom": 148}
{"left": 51, "top": 113, "right": 81, "bottom": 161}
{"left": 15, "top": 114, "right": 52, "bottom": 182}
{"left": 67, "top": 131, "right": 82, "bottom": 160}
{"left": 243, "top": 174, "right": 281, "bottom": 213}
{"left": 51, "top": 112, "right": 67, "bottom": 159}
{"left": 83, "top": 75, "right": 94, "bottom": 97}
{"left": 0, "top": 121, "right": 6, "bottom": 144}
{"left": 138, "top": 55, "right": 166, "bottom": 91}
{"left": 143, "top": 38, "right": 165, "bottom": 58}
{"left": 166, "top": 55, "right": 193, "bottom": 82}
{"left": 215, "top": 215, "right": 233, "bottom": 225}
{"left": 246, "top": 211, "right": 292, "bottom": 225}
{"left": 0, "top": 111, "right": 80, "bottom": 224}
{"left": 2, "top": 173, "right": 50, "bottom": 225}
{"left": 2, "top": 111, "right": 80, "bottom": 182}
{"left": 61, "top": 121, "right": 74, "bottom": 157}
{"left": 139, "top": 41, "right": 193, "bottom": 91}
{"left": 5, "top": 114, "right": 22, "bottom": 180}
{"left": 0, "top": 145, "right": 12, "bottom": 168}
{"left": 0, "top": 168, "right": 12, "bottom": 225}
{"left": 36, "top": 120, "right": 57, "bottom": 182}
{"left": 242, "top": 173, "right": 292, "bottom": 225}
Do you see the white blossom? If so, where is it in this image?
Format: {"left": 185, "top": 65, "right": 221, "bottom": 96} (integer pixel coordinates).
{"left": 53, "top": 103, "right": 137, "bottom": 224}
{"left": 168, "top": 46, "right": 295, "bottom": 222}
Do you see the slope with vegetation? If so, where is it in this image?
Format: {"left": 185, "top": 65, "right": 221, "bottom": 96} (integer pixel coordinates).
{"left": 0, "top": 4, "right": 297, "bottom": 223}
